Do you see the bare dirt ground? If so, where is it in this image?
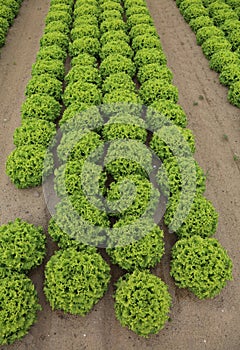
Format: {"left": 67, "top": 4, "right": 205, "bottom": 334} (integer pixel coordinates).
{"left": 0, "top": 0, "right": 240, "bottom": 349}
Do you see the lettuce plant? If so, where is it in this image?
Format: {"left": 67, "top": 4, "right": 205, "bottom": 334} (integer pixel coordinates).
{"left": 100, "top": 19, "right": 126, "bottom": 33}
{"left": 170, "top": 235, "right": 233, "bottom": 299}
{"left": 179, "top": 0, "right": 202, "bottom": 13}
{"left": 102, "top": 89, "right": 141, "bottom": 115}
{"left": 137, "top": 64, "right": 173, "bottom": 84}
{"left": 100, "top": 1, "right": 123, "bottom": 13}
{"left": 71, "top": 53, "right": 97, "bottom": 67}
{"left": 114, "top": 270, "right": 172, "bottom": 337}
{"left": 70, "top": 24, "right": 100, "bottom": 41}
{"left": 65, "top": 65, "right": 101, "bottom": 86}
{"left": 100, "top": 54, "right": 136, "bottom": 78}
{"left": 63, "top": 81, "right": 102, "bottom": 106}
{"left": 132, "top": 34, "right": 162, "bottom": 51}
{"left": 182, "top": 5, "right": 208, "bottom": 23}
{"left": 228, "top": 80, "right": 240, "bottom": 107}
{"left": 125, "top": 5, "right": 150, "bottom": 17}
{"left": 21, "top": 94, "right": 61, "bottom": 122}
{"left": 134, "top": 48, "right": 167, "bottom": 68}
{"left": 209, "top": 50, "right": 240, "bottom": 73}
{"left": 227, "top": 29, "right": 240, "bottom": 51}
{"left": 36, "top": 44, "right": 67, "bottom": 61}
{"left": 44, "top": 20, "right": 70, "bottom": 35}
{"left": 220, "top": 19, "right": 240, "bottom": 35}
{"left": 212, "top": 9, "right": 238, "bottom": 27}
{"left": 219, "top": 63, "right": 240, "bottom": 86}
{"left": 100, "top": 40, "right": 134, "bottom": 59}
{"left": 40, "top": 32, "right": 69, "bottom": 51}
{"left": 0, "top": 274, "right": 41, "bottom": 345}
{"left": 69, "top": 37, "right": 100, "bottom": 57}
{"left": 0, "top": 218, "right": 46, "bottom": 272}
{"left": 124, "top": 0, "right": 146, "bottom": 8}
{"left": 31, "top": 59, "right": 65, "bottom": 80}
{"left": 129, "top": 23, "right": 158, "bottom": 38}
{"left": 201, "top": 36, "right": 232, "bottom": 59}
{"left": 102, "top": 72, "right": 136, "bottom": 94}
{"left": 126, "top": 13, "right": 153, "bottom": 29}
{"left": 139, "top": 79, "right": 179, "bottom": 105}
{"left": 196, "top": 25, "right": 224, "bottom": 45}
{"left": 189, "top": 16, "right": 214, "bottom": 33}
{"left": 45, "top": 10, "right": 72, "bottom": 26}
{"left": 73, "top": 14, "right": 98, "bottom": 27}
{"left": 74, "top": 4, "right": 100, "bottom": 17}
{"left": 50, "top": 4, "right": 72, "bottom": 14}
{"left": 99, "top": 9, "right": 122, "bottom": 21}
{"left": 208, "top": 2, "right": 230, "bottom": 17}
{"left": 100, "top": 30, "right": 130, "bottom": 46}
{"left": 25, "top": 74, "right": 62, "bottom": 100}
{"left": 0, "top": 5, "right": 15, "bottom": 25}
{"left": 0, "top": 0, "right": 20, "bottom": 15}
{"left": 44, "top": 248, "right": 111, "bottom": 315}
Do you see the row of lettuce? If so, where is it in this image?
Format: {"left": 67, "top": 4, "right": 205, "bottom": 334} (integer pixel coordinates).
{"left": 0, "top": 0, "right": 23, "bottom": 48}
{"left": 2, "top": 0, "right": 233, "bottom": 343}
{"left": 176, "top": 0, "right": 240, "bottom": 107}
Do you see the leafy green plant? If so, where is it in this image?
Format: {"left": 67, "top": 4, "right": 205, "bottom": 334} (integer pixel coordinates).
{"left": 36, "top": 44, "right": 67, "bottom": 61}
{"left": 0, "top": 28, "right": 6, "bottom": 47}
{"left": 65, "top": 65, "right": 101, "bottom": 86}
{"left": 40, "top": 32, "right": 69, "bottom": 51}
{"left": 134, "top": 48, "right": 167, "bottom": 68}
{"left": 70, "top": 24, "right": 100, "bottom": 41}
{"left": 31, "top": 59, "right": 65, "bottom": 80}
{"left": 170, "top": 235, "right": 233, "bottom": 299}
{"left": 73, "top": 14, "right": 98, "bottom": 27}
{"left": 129, "top": 23, "right": 158, "bottom": 38}
{"left": 6, "top": 145, "right": 53, "bottom": 188}
{"left": 50, "top": 0, "right": 74, "bottom": 4}
{"left": 220, "top": 19, "right": 240, "bottom": 35}
{"left": 102, "top": 72, "right": 136, "bottom": 94}
{"left": 125, "top": 5, "right": 150, "bottom": 17}
{"left": 0, "top": 0, "right": 20, "bottom": 15}
{"left": 0, "top": 273, "right": 41, "bottom": 345}
{"left": 21, "top": 94, "right": 61, "bottom": 122}
{"left": 100, "top": 30, "right": 130, "bottom": 46}
{"left": 219, "top": 63, "right": 240, "bottom": 86}
{"left": 102, "top": 89, "right": 141, "bottom": 114}
{"left": 105, "top": 139, "right": 153, "bottom": 179}
{"left": 0, "top": 17, "right": 9, "bottom": 35}
{"left": 100, "top": 40, "right": 133, "bottom": 59}
{"left": 124, "top": 0, "right": 146, "bottom": 8}
{"left": 189, "top": 16, "right": 214, "bottom": 33}
{"left": 150, "top": 125, "right": 195, "bottom": 160}
{"left": 100, "top": 19, "right": 126, "bottom": 33}
{"left": 100, "top": 54, "right": 136, "bottom": 78}
{"left": 196, "top": 26, "right": 224, "bottom": 45}
{"left": 0, "top": 5, "right": 15, "bottom": 25}
{"left": 102, "top": 115, "right": 147, "bottom": 142}
{"left": 45, "top": 10, "right": 72, "bottom": 26}
{"left": 209, "top": 50, "right": 240, "bottom": 73}
{"left": 99, "top": 9, "right": 122, "bottom": 21}
{"left": 137, "top": 64, "right": 173, "bottom": 84}
{"left": 227, "top": 29, "right": 240, "bottom": 51}
{"left": 25, "top": 74, "right": 62, "bottom": 100}
{"left": 69, "top": 37, "right": 100, "bottom": 57}
{"left": 74, "top": 4, "right": 100, "bottom": 17}
{"left": 126, "top": 14, "right": 153, "bottom": 30}
{"left": 44, "top": 20, "right": 70, "bottom": 35}
{"left": 63, "top": 81, "right": 102, "bottom": 106}
{"left": 146, "top": 100, "right": 187, "bottom": 129}
{"left": 0, "top": 218, "right": 46, "bottom": 272}
{"left": 107, "top": 221, "right": 164, "bottom": 270}
{"left": 182, "top": 4, "right": 208, "bottom": 23}
{"left": 208, "top": 2, "right": 230, "bottom": 17}
{"left": 179, "top": 0, "right": 202, "bottom": 13}
{"left": 100, "top": 1, "right": 123, "bottom": 13}
{"left": 44, "top": 248, "right": 111, "bottom": 315}
{"left": 132, "top": 34, "right": 162, "bottom": 52}
{"left": 201, "top": 36, "right": 232, "bottom": 59}
{"left": 13, "top": 119, "right": 56, "bottom": 147}
{"left": 75, "top": 0, "right": 98, "bottom": 7}
{"left": 139, "top": 79, "right": 179, "bottom": 105}
{"left": 165, "top": 193, "right": 218, "bottom": 238}
{"left": 157, "top": 156, "right": 206, "bottom": 196}
{"left": 71, "top": 53, "right": 97, "bottom": 67}
{"left": 50, "top": 4, "right": 72, "bottom": 14}
{"left": 212, "top": 9, "right": 238, "bottom": 27}
{"left": 114, "top": 270, "right": 172, "bottom": 337}
{"left": 228, "top": 80, "right": 240, "bottom": 107}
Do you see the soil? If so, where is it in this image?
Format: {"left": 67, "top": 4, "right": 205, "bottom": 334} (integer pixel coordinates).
{"left": 0, "top": 0, "right": 240, "bottom": 349}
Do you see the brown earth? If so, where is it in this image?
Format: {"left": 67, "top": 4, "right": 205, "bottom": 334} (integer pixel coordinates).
{"left": 0, "top": 0, "right": 240, "bottom": 349}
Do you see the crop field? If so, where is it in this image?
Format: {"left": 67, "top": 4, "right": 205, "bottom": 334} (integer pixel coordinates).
{"left": 0, "top": 0, "right": 240, "bottom": 349}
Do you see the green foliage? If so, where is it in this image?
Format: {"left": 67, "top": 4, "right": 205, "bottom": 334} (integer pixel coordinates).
{"left": 146, "top": 100, "right": 187, "bottom": 130}
{"left": 36, "top": 45, "right": 67, "bottom": 61}
{"left": 139, "top": 79, "right": 178, "bottom": 105}
{"left": 25, "top": 74, "right": 62, "bottom": 100}
{"left": 31, "top": 59, "right": 65, "bottom": 80}
{"left": 134, "top": 48, "right": 167, "bottom": 68}
{"left": 219, "top": 63, "right": 240, "bottom": 86}
{"left": 224, "top": 0, "right": 240, "bottom": 8}
{"left": 179, "top": 0, "right": 202, "bottom": 13}
{"left": 0, "top": 274, "right": 41, "bottom": 345}
{"left": 209, "top": 50, "right": 240, "bottom": 73}
{"left": 201, "top": 36, "right": 232, "bottom": 59}
{"left": 63, "top": 82, "right": 102, "bottom": 106}
{"left": 150, "top": 126, "right": 195, "bottom": 160}
{"left": 70, "top": 24, "right": 100, "bottom": 41}
{"left": 71, "top": 53, "right": 97, "bottom": 67}
{"left": 0, "top": 17, "right": 9, "bottom": 35}
{"left": 57, "top": 130, "right": 103, "bottom": 163}
{"left": 228, "top": 80, "right": 240, "bottom": 107}
{"left": 74, "top": 4, "right": 100, "bottom": 18}
{"left": 220, "top": 19, "right": 240, "bottom": 35}
{"left": 212, "top": 9, "right": 238, "bottom": 27}
{"left": 129, "top": 23, "right": 158, "bottom": 38}
{"left": 227, "top": 29, "right": 240, "bottom": 51}
{"left": 100, "top": 30, "right": 130, "bottom": 46}
{"left": 137, "top": 64, "right": 173, "bottom": 84}
{"left": 13, "top": 119, "right": 56, "bottom": 147}
{"left": 40, "top": 32, "right": 69, "bottom": 51}
{"left": 114, "top": 270, "right": 171, "bottom": 337}
{"left": 73, "top": 14, "right": 98, "bottom": 27}
{"left": 50, "top": 4, "right": 72, "bottom": 14}
{"left": 100, "top": 54, "right": 136, "bottom": 78}
{"left": 102, "top": 89, "right": 141, "bottom": 114}
{"left": 208, "top": 2, "right": 230, "bottom": 17}
{"left": 157, "top": 156, "right": 206, "bottom": 197}
{"left": 182, "top": 4, "right": 208, "bottom": 23}
{"left": 44, "top": 20, "right": 70, "bottom": 36}
{"left": 48, "top": 217, "right": 98, "bottom": 252}
{"left": 0, "top": 218, "right": 46, "bottom": 272}
{"left": 45, "top": 10, "right": 72, "bottom": 26}
{"left": 21, "top": 94, "right": 61, "bottom": 122}
{"left": 44, "top": 248, "right": 111, "bottom": 315}
{"left": 165, "top": 193, "right": 218, "bottom": 239}
{"left": 100, "top": 40, "right": 133, "bottom": 59}
{"left": 105, "top": 139, "right": 153, "bottom": 179}
{"left": 6, "top": 145, "right": 53, "bottom": 188}
{"left": 102, "top": 72, "right": 136, "bottom": 94}
{"left": 196, "top": 26, "right": 224, "bottom": 45}
{"left": 50, "top": 0, "right": 74, "bottom": 4}
{"left": 126, "top": 5, "right": 150, "bottom": 17}
{"left": 107, "top": 222, "right": 164, "bottom": 271}
{"left": 0, "top": 28, "right": 6, "bottom": 48}
{"left": 0, "top": 5, "right": 15, "bottom": 25}
{"left": 102, "top": 115, "right": 147, "bottom": 142}
{"left": 170, "top": 235, "right": 233, "bottom": 299}
{"left": 75, "top": 0, "right": 98, "bottom": 6}
{"left": 100, "top": 1, "right": 123, "bottom": 13}
{"left": 69, "top": 37, "right": 100, "bottom": 57}
{"left": 124, "top": 0, "right": 146, "bottom": 8}
{"left": 189, "top": 16, "right": 214, "bottom": 33}
{"left": 132, "top": 34, "right": 162, "bottom": 52}
{"left": 100, "top": 19, "right": 126, "bottom": 33}
{"left": 0, "top": 1, "right": 19, "bottom": 15}
{"left": 99, "top": 9, "right": 123, "bottom": 21}
{"left": 126, "top": 14, "right": 153, "bottom": 29}
{"left": 65, "top": 65, "right": 101, "bottom": 86}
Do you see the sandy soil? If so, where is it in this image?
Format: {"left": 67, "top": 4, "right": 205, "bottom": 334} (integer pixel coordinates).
{"left": 0, "top": 0, "right": 240, "bottom": 349}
